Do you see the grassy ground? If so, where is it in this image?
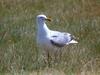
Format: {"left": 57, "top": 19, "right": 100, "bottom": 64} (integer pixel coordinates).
{"left": 0, "top": 0, "right": 100, "bottom": 75}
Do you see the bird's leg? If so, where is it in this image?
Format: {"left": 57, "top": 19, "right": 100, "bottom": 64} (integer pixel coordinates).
{"left": 53, "top": 48, "right": 59, "bottom": 63}
{"left": 43, "top": 48, "right": 51, "bottom": 67}
{"left": 59, "top": 48, "right": 63, "bottom": 61}
{"left": 47, "top": 51, "right": 50, "bottom": 67}
{"left": 42, "top": 48, "right": 48, "bottom": 66}
{"left": 42, "top": 50, "right": 47, "bottom": 65}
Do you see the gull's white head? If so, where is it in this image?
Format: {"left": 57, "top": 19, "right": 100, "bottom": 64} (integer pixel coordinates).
{"left": 37, "top": 14, "right": 51, "bottom": 22}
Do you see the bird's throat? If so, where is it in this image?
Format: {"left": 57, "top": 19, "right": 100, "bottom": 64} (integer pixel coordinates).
{"left": 37, "top": 21, "right": 49, "bottom": 36}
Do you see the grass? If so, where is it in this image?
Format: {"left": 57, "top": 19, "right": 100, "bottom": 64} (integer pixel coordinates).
{"left": 0, "top": 0, "right": 100, "bottom": 75}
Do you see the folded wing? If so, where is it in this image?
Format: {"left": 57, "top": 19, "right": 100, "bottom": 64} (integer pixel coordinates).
{"left": 50, "top": 32, "right": 78, "bottom": 47}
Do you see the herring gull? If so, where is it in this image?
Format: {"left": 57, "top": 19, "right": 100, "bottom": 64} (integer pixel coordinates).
{"left": 36, "top": 14, "right": 78, "bottom": 50}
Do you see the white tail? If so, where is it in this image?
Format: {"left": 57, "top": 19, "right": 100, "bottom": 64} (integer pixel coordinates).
{"left": 66, "top": 40, "right": 78, "bottom": 45}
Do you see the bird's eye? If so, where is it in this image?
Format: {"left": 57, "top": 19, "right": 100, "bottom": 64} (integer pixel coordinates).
{"left": 40, "top": 17, "right": 43, "bottom": 19}
{"left": 39, "top": 17, "right": 45, "bottom": 20}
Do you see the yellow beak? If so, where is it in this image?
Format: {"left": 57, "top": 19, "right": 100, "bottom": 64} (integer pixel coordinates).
{"left": 45, "top": 17, "right": 52, "bottom": 21}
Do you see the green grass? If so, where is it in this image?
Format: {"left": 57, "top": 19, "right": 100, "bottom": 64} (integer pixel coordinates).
{"left": 0, "top": 0, "right": 100, "bottom": 75}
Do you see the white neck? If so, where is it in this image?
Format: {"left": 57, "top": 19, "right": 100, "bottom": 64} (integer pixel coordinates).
{"left": 37, "top": 20, "right": 49, "bottom": 36}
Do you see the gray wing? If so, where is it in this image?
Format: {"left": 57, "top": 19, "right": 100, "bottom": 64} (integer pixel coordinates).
{"left": 50, "top": 32, "right": 73, "bottom": 47}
